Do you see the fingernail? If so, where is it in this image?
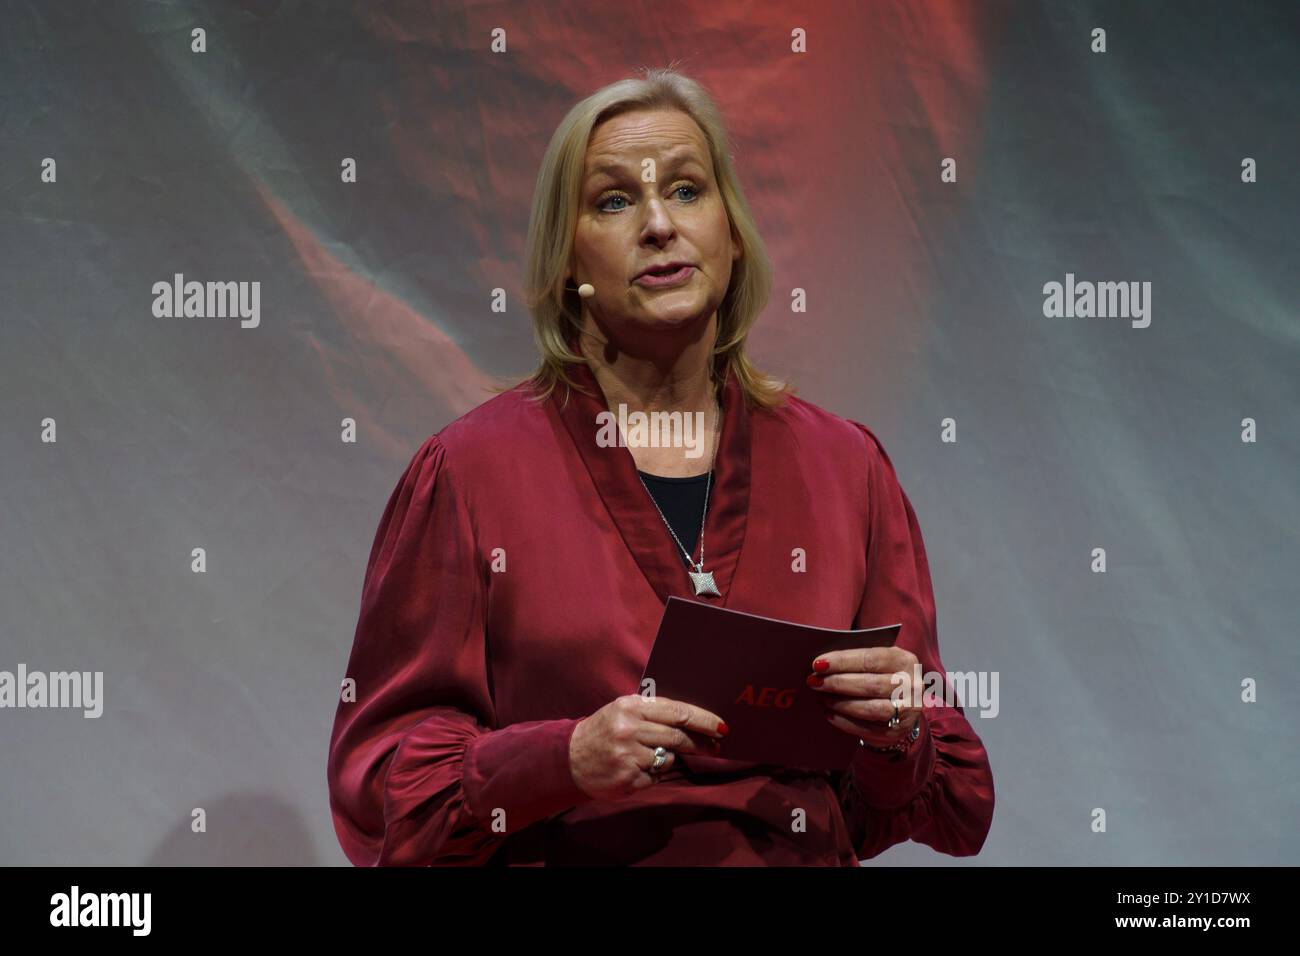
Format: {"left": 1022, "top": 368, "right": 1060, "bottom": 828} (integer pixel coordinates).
{"left": 813, "top": 659, "right": 830, "bottom": 673}
{"left": 806, "top": 673, "right": 824, "bottom": 687}
{"left": 716, "top": 721, "right": 730, "bottom": 737}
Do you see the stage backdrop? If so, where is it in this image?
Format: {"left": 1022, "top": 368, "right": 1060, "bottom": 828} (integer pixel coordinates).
{"left": 2, "top": 0, "right": 1296, "bottom": 865}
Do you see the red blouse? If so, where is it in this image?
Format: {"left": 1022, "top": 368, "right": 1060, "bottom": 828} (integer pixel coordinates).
{"left": 327, "top": 358, "right": 995, "bottom": 865}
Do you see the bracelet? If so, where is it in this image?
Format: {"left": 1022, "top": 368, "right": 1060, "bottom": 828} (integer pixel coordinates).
{"left": 860, "top": 718, "right": 922, "bottom": 754}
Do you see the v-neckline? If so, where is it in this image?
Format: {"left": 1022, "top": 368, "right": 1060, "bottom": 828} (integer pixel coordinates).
{"left": 551, "top": 350, "right": 752, "bottom": 607}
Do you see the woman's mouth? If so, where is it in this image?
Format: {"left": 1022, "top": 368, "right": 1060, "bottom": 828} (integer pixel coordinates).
{"left": 634, "top": 265, "right": 695, "bottom": 288}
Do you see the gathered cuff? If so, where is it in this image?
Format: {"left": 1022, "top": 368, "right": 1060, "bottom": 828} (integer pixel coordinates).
{"left": 461, "top": 717, "right": 593, "bottom": 835}
{"left": 848, "top": 710, "right": 937, "bottom": 810}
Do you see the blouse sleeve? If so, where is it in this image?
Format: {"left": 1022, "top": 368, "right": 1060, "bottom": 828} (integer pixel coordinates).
{"left": 327, "top": 435, "right": 593, "bottom": 866}
{"left": 831, "top": 423, "right": 996, "bottom": 859}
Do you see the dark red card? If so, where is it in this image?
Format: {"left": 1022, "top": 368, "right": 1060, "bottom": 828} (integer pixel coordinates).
{"left": 639, "top": 597, "right": 901, "bottom": 771}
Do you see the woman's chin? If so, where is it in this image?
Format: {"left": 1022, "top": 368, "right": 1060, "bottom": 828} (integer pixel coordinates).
{"left": 626, "top": 300, "right": 714, "bottom": 333}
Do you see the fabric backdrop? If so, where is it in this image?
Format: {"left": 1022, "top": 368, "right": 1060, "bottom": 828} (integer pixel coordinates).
{"left": 1, "top": 0, "right": 1296, "bottom": 864}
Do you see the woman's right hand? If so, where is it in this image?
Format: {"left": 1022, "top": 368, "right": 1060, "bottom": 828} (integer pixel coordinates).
{"left": 568, "top": 694, "right": 729, "bottom": 798}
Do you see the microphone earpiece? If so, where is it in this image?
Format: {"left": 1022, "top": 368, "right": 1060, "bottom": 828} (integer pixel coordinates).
{"left": 564, "top": 281, "right": 596, "bottom": 299}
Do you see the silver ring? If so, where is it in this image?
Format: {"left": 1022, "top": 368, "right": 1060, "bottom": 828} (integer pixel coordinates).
{"left": 649, "top": 746, "right": 669, "bottom": 773}
{"left": 887, "top": 701, "right": 901, "bottom": 729}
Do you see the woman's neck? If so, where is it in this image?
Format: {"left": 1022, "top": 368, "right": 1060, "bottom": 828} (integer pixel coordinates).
{"left": 577, "top": 316, "right": 720, "bottom": 414}
{"left": 577, "top": 317, "right": 723, "bottom": 477}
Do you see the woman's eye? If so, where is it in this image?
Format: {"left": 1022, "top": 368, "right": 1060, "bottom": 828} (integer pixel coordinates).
{"left": 597, "top": 184, "right": 700, "bottom": 213}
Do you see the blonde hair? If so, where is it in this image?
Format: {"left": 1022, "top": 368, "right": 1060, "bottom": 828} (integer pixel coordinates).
{"left": 506, "top": 66, "right": 791, "bottom": 410}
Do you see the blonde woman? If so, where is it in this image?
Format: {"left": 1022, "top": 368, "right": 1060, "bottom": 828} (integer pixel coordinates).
{"left": 327, "top": 67, "right": 994, "bottom": 866}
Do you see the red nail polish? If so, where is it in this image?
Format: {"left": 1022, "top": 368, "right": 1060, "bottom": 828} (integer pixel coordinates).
{"left": 806, "top": 673, "right": 824, "bottom": 687}
{"left": 813, "top": 659, "right": 830, "bottom": 673}
{"left": 716, "top": 721, "right": 729, "bottom": 737}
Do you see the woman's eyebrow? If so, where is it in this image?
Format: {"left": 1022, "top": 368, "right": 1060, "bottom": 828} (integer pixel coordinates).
{"left": 585, "top": 155, "right": 707, "bottom": 186}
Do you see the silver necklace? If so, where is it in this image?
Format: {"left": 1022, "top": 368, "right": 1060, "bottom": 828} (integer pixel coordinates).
{"left": 635, "top": 393, "right": 722, "bottom": 597}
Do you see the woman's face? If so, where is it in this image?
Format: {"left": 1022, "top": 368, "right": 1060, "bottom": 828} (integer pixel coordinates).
{"left": 571, "top": 108, "right": 739, "bottom": 348}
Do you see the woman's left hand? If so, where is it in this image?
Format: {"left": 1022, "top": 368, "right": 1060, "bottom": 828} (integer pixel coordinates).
{"left": 807, "top": 647, "right": 923, "bottom": 748}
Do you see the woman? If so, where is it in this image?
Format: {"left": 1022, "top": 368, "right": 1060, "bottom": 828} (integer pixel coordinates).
{"left": 327, "top": 68, "right": 995, "bottom": 865}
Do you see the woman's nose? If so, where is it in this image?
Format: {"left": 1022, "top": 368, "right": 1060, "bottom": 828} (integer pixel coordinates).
{"left": 639, "top": 199, "right": 677, "bottom": 241}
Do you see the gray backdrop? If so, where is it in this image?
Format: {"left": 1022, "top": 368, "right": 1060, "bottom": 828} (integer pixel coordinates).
{"left": 2, "top": 0, "right": 1296, "bottom": 865}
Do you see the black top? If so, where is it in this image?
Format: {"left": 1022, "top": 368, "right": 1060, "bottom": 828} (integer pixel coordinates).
{"left": 637, "top": 470, "right": 712, "bottom": 565}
